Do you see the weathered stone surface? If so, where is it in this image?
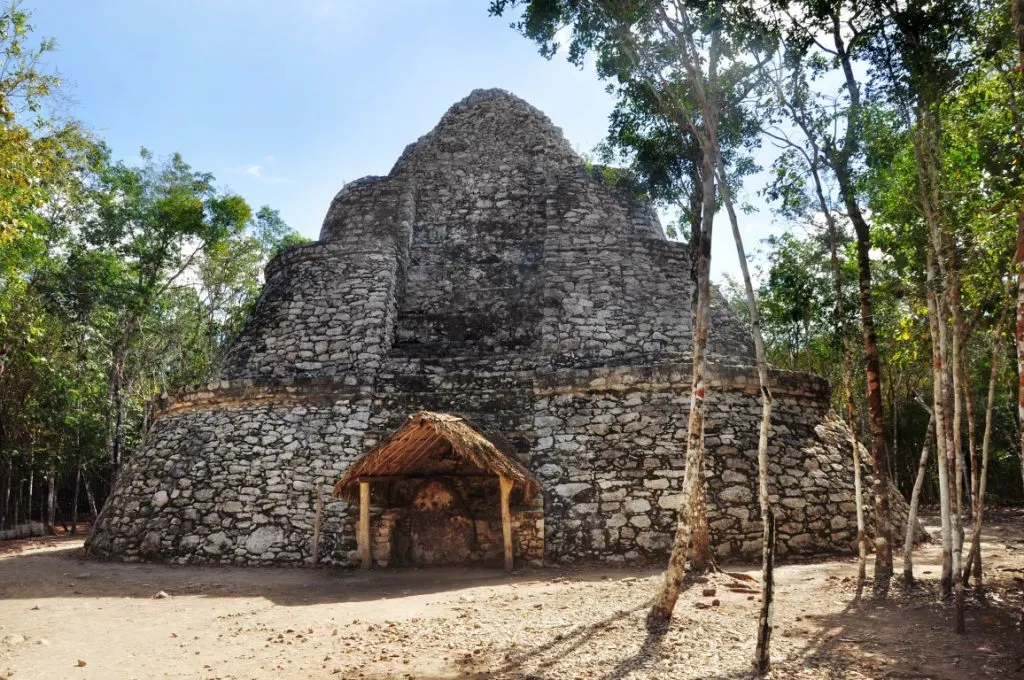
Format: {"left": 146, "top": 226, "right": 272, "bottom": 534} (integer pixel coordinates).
{"left": 85, "top": 89, "right": 922, "bottom": 568}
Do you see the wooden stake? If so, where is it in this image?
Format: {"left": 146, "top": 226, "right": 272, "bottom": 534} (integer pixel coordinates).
{"left": 500, "top": 476, "right": 514, "bottom": 571}
{"left": 358, "top": 481, "right": 371, "bottom": 569}
{"left": 310, "top": 489, "right": 324, "bottom": 568}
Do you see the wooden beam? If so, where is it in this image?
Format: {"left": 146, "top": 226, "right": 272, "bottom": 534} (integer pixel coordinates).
{"left": 358, "top": 481, "right": 371, "bottom": 569}
{"left": 500, "top": 476, "right": 514, "bottom": 572}
{"left": 355, "top": 474, "right": 497, "bottom": 483}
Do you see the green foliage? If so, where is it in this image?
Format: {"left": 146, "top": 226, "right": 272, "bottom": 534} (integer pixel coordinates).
{"left": 0, "top": 4, "right": 308, "bottom": 524}
{"left": 490, "top": 0, "right": 770, "bottom": 239}
{"left": 748, "top": 0, "right": 1024, "bottom": 502}
{"left": 0, "top": 0, "right": 95, "bottom": 245}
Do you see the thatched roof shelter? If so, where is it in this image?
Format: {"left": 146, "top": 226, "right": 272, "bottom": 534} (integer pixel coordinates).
{"left": 333, "top": 411, "right": 541, "bottom": 502}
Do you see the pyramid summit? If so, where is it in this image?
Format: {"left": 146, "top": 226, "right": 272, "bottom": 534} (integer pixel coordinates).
{"left": 87, "top": 90, "right": 918, "bottom": 568}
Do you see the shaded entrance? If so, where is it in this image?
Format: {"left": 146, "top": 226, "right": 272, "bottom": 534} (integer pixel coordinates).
{"left": 334, "top": 412, "right": 543, "bottom": 570}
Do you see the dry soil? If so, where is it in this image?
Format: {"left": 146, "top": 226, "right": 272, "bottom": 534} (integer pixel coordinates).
{"left": 1, "top": 510, "right": 1022, "bottom": 679}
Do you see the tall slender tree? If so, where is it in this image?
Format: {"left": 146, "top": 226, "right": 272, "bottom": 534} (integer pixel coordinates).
{"left": 84, "top": 150, "right": 252, "bottom": 486}
{"left": 490, "top": 2, "right": 780, "bottom": 665}
{"left": 760, "top": 56, "right": 870, "bottom": 592}
{"left": 773, "top": 2, "right": 896, "bottom": 595}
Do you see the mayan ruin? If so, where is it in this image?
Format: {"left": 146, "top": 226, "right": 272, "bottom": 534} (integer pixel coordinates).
{"left": 83, "top": 90, "right": 913, "bottom": 569}
{"left": 10, "top": 2, "right": 1024, "bottom": 674}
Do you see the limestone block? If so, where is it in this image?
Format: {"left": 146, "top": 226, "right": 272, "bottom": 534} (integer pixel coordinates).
{"left": 719, "top": 486, "right": 753, "bottom": 504}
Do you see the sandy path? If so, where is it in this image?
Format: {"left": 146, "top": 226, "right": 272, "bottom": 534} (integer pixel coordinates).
{"left": 1, "top": 511, "right": 1021, "bottom": 679}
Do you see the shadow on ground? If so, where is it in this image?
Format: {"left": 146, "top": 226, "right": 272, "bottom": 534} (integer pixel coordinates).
{"left": 0, "top": 537, "right": 668, "bottom": 607}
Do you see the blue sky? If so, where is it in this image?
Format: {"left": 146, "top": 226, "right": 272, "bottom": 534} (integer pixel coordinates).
{"left": 28, "top": 0, "right": 783, "bottom": 280}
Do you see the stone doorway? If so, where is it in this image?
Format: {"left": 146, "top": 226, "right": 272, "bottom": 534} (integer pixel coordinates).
{"left": 334, "top": 411, "right": 543, "bottom": 570}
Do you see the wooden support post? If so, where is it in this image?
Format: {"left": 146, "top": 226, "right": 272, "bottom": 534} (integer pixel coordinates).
{"left": 500, "top": 476, "right": 514, "bottom": 572}
{"left": 310, "top": 488, "right": 323, "bottom": 568}
{"left": 358, "top": 481, "right": 371, "bottom": 569}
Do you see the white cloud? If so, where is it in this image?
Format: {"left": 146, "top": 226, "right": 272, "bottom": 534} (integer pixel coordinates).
{"left": 236, "top": 155, "right": 296, "bottom": 186}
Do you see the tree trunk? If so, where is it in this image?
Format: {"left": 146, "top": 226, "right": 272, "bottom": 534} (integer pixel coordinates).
{"left": 904, "top": 407, "right": 934, "bottom": 589}
{"left": 823, "top": 12, "right": 894, "bottom": 598}
{"left": 1012, "top": 0, "right": 1024, "bottom": 641}
{"left": 45, "top": 468, "right": 56, "bottom": 535}
{"left": 1019, "top": 241, "right": 1024, "bottom": 499}
{"left": 962, "top": 359, "right": 978, "bottom": 524}
{"left": 13, "top": 475, "right": 21, "bottom": 526}
{"left": 813, "top": 159, "right": 868, "bottom": 595}
{"left": 944, "top": 228, "right": 967, "bottom": 634}
{"left": 961, "top": 355, "right": 982, "bottom": 580}
{"left": 892, "top": 394, "right": 900, "bottom": 492}
{"left": 2, "top": 457, "right": 11, "bottom": 530}
{"left": 964, "top": 310, "right": 1006, "bottom": 589}
{"left": 71, "top": 465, "right": 81, "bottom": 536}
{"left": 83, "top": 472, "right": 99, "bottom": 521}
{"left": 851, "top": 416, "right": 869, "bottom": 597}
{"left": 712, "top": 146, "right": 775, "bottom": 673}
{"left": 106, "top": 342, "right": 128, "bottom": 489}
{"left": 915, "top": 105, "right": 964, "bottom": 628}
{"left": 27, "top": 461, "right": 34, "bottom": 524}
{"left": 838, "top": 173, "right": 894, "bottom": 597}
{"left": 925, "top": 244, "right": 954, "bottom": 598}
{"left": 754, "top": 507, "right": 776, "bottom": 675}
{"left": 687, "top": 154, "right": 716, "bottom": 573}
{"left": 647, "top": 153, "right": 716, "bottom": 630}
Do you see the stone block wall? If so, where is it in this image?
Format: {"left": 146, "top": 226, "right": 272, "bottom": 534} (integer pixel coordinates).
{"left": 528, "top": 364, "right": 915, "bottom": 564}
{"left": 88, "top": 363, "right": 917, "bottom": 568}
{"left": 87, "top": 394, "right": 372, "bottom": 566}
{"left": 535, "top": 167, "right": 755, "bottom": 368}
{"left": 220, "top": 241, "right": 400, "bottom": 382}
{"left": 515, "top": 503, "right": 545, "bottom": 566}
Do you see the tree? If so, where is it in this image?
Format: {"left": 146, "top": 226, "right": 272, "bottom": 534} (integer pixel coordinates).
{"left": 0, "top": 1, "right": 305, "bottom": 528}
{"left": 491, "top": 1, "right": 781, "bottom": 666}
{"left": 0, "top": 1, "right": 92, "bottom": 245}
{"left": 1010, "top": 0, "right": 1024, "bottom": 641}
{"left": 771, "top": 0, "right": 899, "bottom": 596}
{"left": 80, "top": 149, "right": 253, "bottom": 486}
{"left": 759, "top": 64, "right": 873, "bottom": 591}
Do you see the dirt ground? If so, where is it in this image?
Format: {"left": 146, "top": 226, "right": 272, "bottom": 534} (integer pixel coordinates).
{"left": 1, "top": 511, "right": 1022, "bottom": 680}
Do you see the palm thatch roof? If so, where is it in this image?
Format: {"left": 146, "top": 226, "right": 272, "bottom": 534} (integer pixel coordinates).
{"left": 333, "top": 411, "right": 541, "bottom": 502}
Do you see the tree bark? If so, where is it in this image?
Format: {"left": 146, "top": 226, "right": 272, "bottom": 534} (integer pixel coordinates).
{"left": 13, "top": 474, "right": 21, "bottom": 526}
{"left": 105, "top": 341, "right": 128, "bottom": 490}
{"left": 1012, "top": 0, "right": 1024, "bottom": 640}
{"left": 711, "top": 144, "right": 775, "bottom": 673}
{"left": 836, "top": 166, "right": 894, "bottom": 597}
{"left": 962, "top": 358, "right": 978, "bottom": 524}
{"left": 824, "top": 13, "right": 893, "bottom": 597}
{"left": 904, "top": 406, "right": 934, "bottom": 589}
{"left": 646, "top": 7, "right": 725, "bottom": 626}
{"left": 1018, "top": 242, "right": 1024, "bottom": 499}
{"left": 754, "top": 507, "right": 776, "bottom": 675}
{"left": 26, "top": 460, "right": 34, "bottom": 524}
{"left": 83, "top": 472, "right": 99, "bottom": 521}
{"left": 961, "top": 354, "right": 981, "bottom": 579}
{"left": 44, "top": 468, "right": 56, "bottom": 535}
{"left": 925, "top": 244, "right": 954, "bottom": 599}
{"left": 964, "top": 310, "right": 1006, "bottom": 589}
{"left": 71, "top": 465, "right": 81, "bottom": 536}
{"left": 686, "top": 154, "right": 716, "bottom": 573}
{"left": 647, "top": 151, "right": 717, "bottom": 630}
{"left": 2, "top": 457, "right": 11, "bottom": 530}
{"left": 812, "top": 157, "right": 868, "bottom": 595}
{"left": 915, "top": 104, "right": 963, "bottom": 627}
